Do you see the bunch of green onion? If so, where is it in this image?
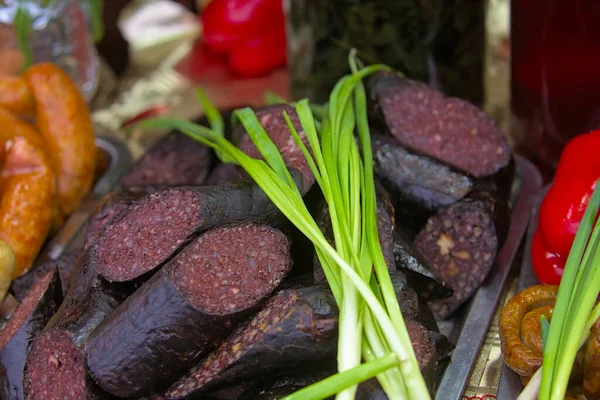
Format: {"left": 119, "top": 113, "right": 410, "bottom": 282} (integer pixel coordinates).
{"left": 519, "top": 182, "right": 600, "bottom": 400}
{"left": 139, "top": 52, "right": 430, "bottom": 400}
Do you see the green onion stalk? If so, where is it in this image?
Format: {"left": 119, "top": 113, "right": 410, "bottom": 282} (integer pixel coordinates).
{"left": 138, "top": 51, "right": 431, "bottom": 400}
{"left": 518, "top": 183, "right": 600, "bottom": 400}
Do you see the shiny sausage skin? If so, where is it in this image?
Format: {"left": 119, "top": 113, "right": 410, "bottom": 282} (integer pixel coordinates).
{"left": 499, "top": 285, "right": 558, "bottom": 377}
{"left": 0, "top": 75, "right": 34, "bottom": 117}
{"left": 23, "top": 63, "right": 96, "bottom": 217}
{"left": 584, "top": 317, "right": 600, "bottom": 399}
{"left": 0, "top": 108, "right": 56, "bottom": 278}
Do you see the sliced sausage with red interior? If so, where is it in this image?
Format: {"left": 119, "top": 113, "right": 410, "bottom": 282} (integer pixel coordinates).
{"left": 86, "top": 223, "right": 292, "bottom": 398}
{"left": 392, "top": 231, "right": 453, "bottom": 301}
{"left": 368, "top": 71, "right": 511, "bottom": 178}
{"left": 413, "top": 190, "right": 502, "bottom": 319}
{"left": 83, "top": 187, "right": 158, "bottom": 249}
{"left": 164, "top": 284, "right": 338, "bottom": 399}
{"left": 9, "top": 249, "right": 82, "bottom": 301}
{"left": 235, "top": 104, "right": 315, "bottom": 192}
{"left": 23, "top": 251, "right": 136, "bottom": 400}
{"left": 371, "top": 134, "right": 473, "bottom": 213}
{"left": 91, "top": 172, "right": 303, "bottom": 283}
{"left": 121, "top": 131, "right": 212, "bottom": 188}
{"left": 0, "top": 268, "right": 62, "bottom": 400}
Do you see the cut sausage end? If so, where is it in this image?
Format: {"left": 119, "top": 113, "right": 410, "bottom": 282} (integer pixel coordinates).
{"left": 0, "top": 269, "right": 55, "bottom": 349}
{"left": 237, "top": 105, "right": 315, "bottom": 190}
{"left": 166, "top": 292, "right": 297, "bottom": 398}
{"left": 94, "top": 188, "right": 202, "bottom": 282}
{"left": 174, "top": 223, "right": 291, "bottom": 314}
{"left": 414, "top": 199, "right": 498, "bottom": 319}
{"left": 24, "top": 329, "right": 87, "bottom": 400}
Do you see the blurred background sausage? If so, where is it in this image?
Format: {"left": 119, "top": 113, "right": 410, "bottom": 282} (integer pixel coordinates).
{"left": 23, "top": 63, "right": 96, "bottom": 217}
{"left": 0, "top": 108, "right": 56, "bottom": 278}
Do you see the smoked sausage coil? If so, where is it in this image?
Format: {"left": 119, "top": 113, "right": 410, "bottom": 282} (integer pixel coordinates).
{"left": 23, "top": 63, "right": 96, "bottom": 217}
{"left": 499, "top": 285, "right": 558, "bottom": 377}
{"left": 0, "top": 108, "right": 56, "bottom": 278}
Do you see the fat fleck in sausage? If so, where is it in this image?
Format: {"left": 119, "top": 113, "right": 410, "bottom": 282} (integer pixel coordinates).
{"left": 85, "top": 223, "right": 292, "bottom": 397}
{"left": 91, "top": 171, "right": 303, "bottom": 283}
{"left": 392, "top": 231, "right": 453, "bottom": 301}
{"left": 413, "top": 190, "right": 502, "bottom": 319}
{"left": 368, "top": 71, "right": 511, "bottom": 178}
{"left": 0, "top": 268, "right": 62, "bottom": 400}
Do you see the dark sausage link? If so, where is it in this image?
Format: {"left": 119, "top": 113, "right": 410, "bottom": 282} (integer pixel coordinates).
{"left": 86, "top": 223, "right": 292, "bottom": 397}
{"left": 0, "top": 268, "right": 62, "bottom": 400}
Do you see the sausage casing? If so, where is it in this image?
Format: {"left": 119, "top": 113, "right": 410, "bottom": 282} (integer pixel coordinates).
{"left": 0, "top": 108, "right": 56, "bottom": 277}
{"left": 23, "top": 63, "right": 95, "bottom": 217}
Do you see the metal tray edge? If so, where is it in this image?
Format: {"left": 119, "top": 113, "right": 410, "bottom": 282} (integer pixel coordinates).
{"left": 435, "top": 155, "right": 543, "bottom": 400}
{"left": 497, "top": 185, "right": 550, "bottom": 399}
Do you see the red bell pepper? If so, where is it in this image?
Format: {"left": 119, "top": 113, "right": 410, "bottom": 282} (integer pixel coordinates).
{"left": 201, "top": 0, "right": 285, "bottom": 52}
{"left": 533, "top": 128, "right": 600, "bottom": 284}
{"left": 228, "top": 22, "right": 286, "bottom": 77}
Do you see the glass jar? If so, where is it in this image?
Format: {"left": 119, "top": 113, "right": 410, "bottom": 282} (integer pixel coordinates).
{"left": 284, "top": 0, "right": 486, "bottom": 105}
{"left": 0, "top": 0, "right": 100, "bottom": 102}
{"left": 510, "top": 0, "right": 600, "bottom": 177}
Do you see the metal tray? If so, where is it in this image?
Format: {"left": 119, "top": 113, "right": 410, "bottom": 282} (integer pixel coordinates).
{"left": 36, "top": 135, "right": 132, "bottom": 263}
{"left": 496, "top": 185, "right": 550, "bottom": 399}
{"left": 435, "top": 155, "right": 543, "bottom": 400}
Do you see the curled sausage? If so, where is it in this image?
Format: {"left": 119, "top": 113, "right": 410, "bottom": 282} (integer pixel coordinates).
{"left": 0, "top": 108, "right": 56, "bottom": 278}
{"left": 499, "top": 285, "right": 558, "bottom": 377}
{"left": 0, "top": 74, "right": 34, "bottom": 117}
{"left": 23, "top": 63, "right": 96, "bottom": 217}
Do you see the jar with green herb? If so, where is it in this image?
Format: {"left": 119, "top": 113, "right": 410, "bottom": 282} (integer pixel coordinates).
{"left": 0, "top": 0, "right": 103, "bottom": 102}
{"left": 284, "top": 0, "right": 486, "bottom": 105}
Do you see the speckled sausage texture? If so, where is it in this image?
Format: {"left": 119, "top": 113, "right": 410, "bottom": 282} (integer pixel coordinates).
{"left": 236, "top": 104, "right": 315, "bottom": 192}
{"left": 371, "top": 134, "right": 473, "bottom": 212}
{"left": 165, "top": 284, "right": 338, "bottom": 399}
{"left": 121, "top": 131, "right": 212, "bottom": 188}
{"left": 368, "top": 71, "right": 511, "bottom": 178}
{"left": 23, "top": 251, "right": 135, "bottom": 400}
{"left": 9, "top": 249, "right": 82, "bottom": 302}
{"left": 414, "top": 190, "right": 501, "bottom": 320}
{"left": 91, "top": 173, "right": 303, "bottom": 283}
{"left": 83, "top": 187, "right": 157, "bottom": 250}
{"left": 392, "top": 231, "right": 453, "bottom": 301}
{"left": 0, "top": 268, "right": 62, "bottom": 400}
{"left": 85, "top": 223, "right": 292, "bottom": 398}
